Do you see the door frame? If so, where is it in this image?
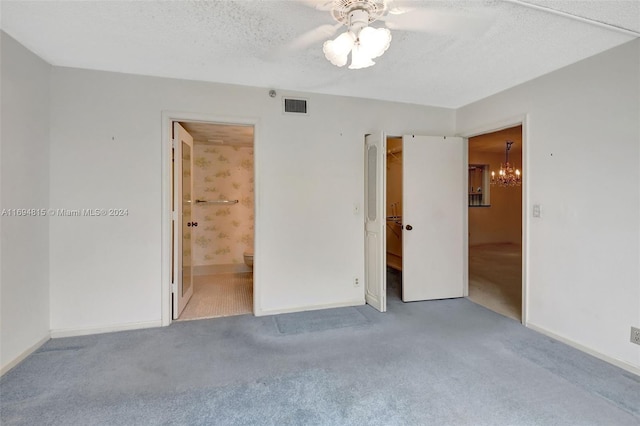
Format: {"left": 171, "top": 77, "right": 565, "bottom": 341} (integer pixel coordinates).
{"left": 458, "top": 114, "right": 529, "bottom": 325}
{"left": 161, "top": 111, "right": 261, "bottom": 326}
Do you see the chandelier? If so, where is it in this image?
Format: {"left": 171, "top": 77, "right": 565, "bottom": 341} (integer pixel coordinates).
{"left": 491, "top": 141, "right": 521, "bottom": 187}
{"left": 323, "top": 8, "right": 392, "bottom": 70}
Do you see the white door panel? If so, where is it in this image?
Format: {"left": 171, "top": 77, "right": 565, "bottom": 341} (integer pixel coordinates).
{"left": 173, "top": 123, "right": 194, "bottom": 319}
{"left": 364, "top": 133, "right": 386, "bottom": 312}
{"left": 402, "top": 135, "right": 465, "bottom": 302}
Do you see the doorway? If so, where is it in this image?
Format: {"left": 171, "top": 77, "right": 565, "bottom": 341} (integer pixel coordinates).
{"left": 467, "top": 125, "right": 523, "bottom": 321}
{"left": 172, "top": 120, "right": 255, "bottom": 321}
{"left": 385, "top": 137, "right": 403, "bottom": 303}
{"left": 364, "top": 133, "right": 466, "bottom": 312}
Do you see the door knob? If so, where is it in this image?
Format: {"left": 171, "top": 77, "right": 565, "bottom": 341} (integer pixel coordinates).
{"left": 405, "top": 224, "right": 413, "bottom": 231}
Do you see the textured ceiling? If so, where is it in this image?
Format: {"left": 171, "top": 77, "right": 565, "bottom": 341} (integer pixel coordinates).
{"left": 1, "top": 1, "right": 638, "bottom": 108}
{"left": 181, "top": 122, "right": 254, "bottom": 147}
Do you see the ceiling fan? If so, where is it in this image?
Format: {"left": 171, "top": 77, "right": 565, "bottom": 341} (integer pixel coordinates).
{"left": 292, "top": 0, "right": 495, "bottom": 70}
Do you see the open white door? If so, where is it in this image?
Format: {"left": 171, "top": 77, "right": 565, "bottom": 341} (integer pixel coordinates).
{"left": 172, "top": 123, "right": 194, "bottom": 319}
{"left": 402, "top": 135, "right": 466, "bottom": 301}
{"left": 364, "top": 133, "right": 386, "bottom": 312}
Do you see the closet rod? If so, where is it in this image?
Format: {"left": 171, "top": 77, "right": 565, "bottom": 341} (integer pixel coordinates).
{"left": 195, "top": 199, "right": 239, "bottom": 205}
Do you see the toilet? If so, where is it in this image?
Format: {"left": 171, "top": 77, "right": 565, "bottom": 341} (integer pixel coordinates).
{"left": 243, "top": 250, "right": 254, "bottom": 268}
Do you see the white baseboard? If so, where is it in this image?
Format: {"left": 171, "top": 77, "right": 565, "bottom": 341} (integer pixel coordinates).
{"left": 255, "top": 299, "right": 365, "bottom": 317}
{"left": 50, "top": 320, "right": 163, "bottom": 338}
{"left": 527, "top": 322, "right": 640, "bottom": 376}
{"left": 1, "top": 333, "right": 51, "bottom": 376}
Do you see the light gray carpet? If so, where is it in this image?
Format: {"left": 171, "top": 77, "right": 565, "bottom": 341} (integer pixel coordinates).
{"left": 275, "top": 307, "right": 369, "bottom": 335}
{"left": 1, "top": 269, "right": 639, "bottom": 425}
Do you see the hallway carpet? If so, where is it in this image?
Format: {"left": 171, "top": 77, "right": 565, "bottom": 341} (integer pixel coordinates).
{"left": 468, "top": 243, "right": 522, "bottom": 321}
{"left": 2, "top": 274, "right": 638, "bottom": 425}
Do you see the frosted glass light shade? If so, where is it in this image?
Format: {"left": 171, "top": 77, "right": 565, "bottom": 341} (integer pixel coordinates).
{"left": 348, "top": 43, "right": 375, "bottom": 69}
{"left": 323, "top": 31, "right": 355, "bottom": 67}
{"left": 323, "top": 26, "right": 392, "bottom": 69}
{"left": 358, "top": 27, "right": 392, "bottom": 59}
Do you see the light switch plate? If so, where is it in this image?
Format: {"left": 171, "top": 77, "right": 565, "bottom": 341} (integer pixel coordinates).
{"left": 533, "top": 204, "right": 541, "bottom": 218}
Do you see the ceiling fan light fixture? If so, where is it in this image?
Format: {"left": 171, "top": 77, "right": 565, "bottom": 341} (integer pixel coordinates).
{"left": 358, "top": 26, "right": 392, "bottom": 59}
{"left": 323, "top": 31, "right": 356, "bottom": 67}
{"left": 348, "top": 42, "right": 375, "bottom": 69}
{"left": 322, "top": 0, "right": 392, "bottom": 69}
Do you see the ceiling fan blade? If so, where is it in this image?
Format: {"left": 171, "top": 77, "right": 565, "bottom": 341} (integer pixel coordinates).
{"left": 385, "top": 0, "right": 414, "bottom": 16}
{"left": 298, "top": 0, "right": 334, "bottom": 11}
{"left": 382, "top": 7, "right": 496, "bottom": 37}
{"left": 286, "top": 23, "right": 342, "bottom": 52}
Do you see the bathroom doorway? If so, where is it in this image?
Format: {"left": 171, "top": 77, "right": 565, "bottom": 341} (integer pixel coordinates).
{"left": 172, "top": 120, "right": 255, "bottom": 321}
{"left": 467, "top": 125, "right": 523, "bottom": 321}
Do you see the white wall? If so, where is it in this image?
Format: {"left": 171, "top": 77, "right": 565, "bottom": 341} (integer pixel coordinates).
{"left": 0, "top": 32, "right": 51, "bottom": 371}
{"left": 48, "top": 67, "right": 455, "bottom": 332}
{"left": 457, "top": 40, "right": 640, "bottom": 370}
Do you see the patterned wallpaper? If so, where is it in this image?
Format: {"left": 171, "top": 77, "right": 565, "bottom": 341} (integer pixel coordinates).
{"left": 191, "top": 144, "right": 254, "bottom": 266}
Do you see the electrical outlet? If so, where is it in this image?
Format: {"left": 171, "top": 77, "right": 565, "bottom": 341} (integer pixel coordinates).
{"left": 354, "top": 277, "right": 360, "bottom": 287}
{"left": 631, "top": 327, "right": 640, "bottom": 345}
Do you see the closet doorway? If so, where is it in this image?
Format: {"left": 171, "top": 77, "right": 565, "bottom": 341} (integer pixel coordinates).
{"left": 172, "top": 120, "right": 255, "bottom": 321}
{"left": 467, "top": 125, "right": 523, "bottom": 321}
{"left": 365, "top": 133, "right": 465, "bottom": 310}
{"left": 385, "top": 137, "right": 403, "bottom": 303}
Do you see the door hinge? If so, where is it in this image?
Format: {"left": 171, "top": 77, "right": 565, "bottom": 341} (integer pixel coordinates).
{"left": 171, "top": 138, "right": 177, "bottom": 149}
{"left": 172, "top": 211, "right": 177, "bottom": 221}
{"left": 171, "top": 283, "right": 177, "bottom": 293}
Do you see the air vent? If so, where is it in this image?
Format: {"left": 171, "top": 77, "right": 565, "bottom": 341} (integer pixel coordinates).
{"left": 283, "top": 97, "right": 308, "bottom": 115}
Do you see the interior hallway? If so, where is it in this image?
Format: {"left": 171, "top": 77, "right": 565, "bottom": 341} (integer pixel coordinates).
{"left": 468, "top": 243, "right": 522, "bottom": 321}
